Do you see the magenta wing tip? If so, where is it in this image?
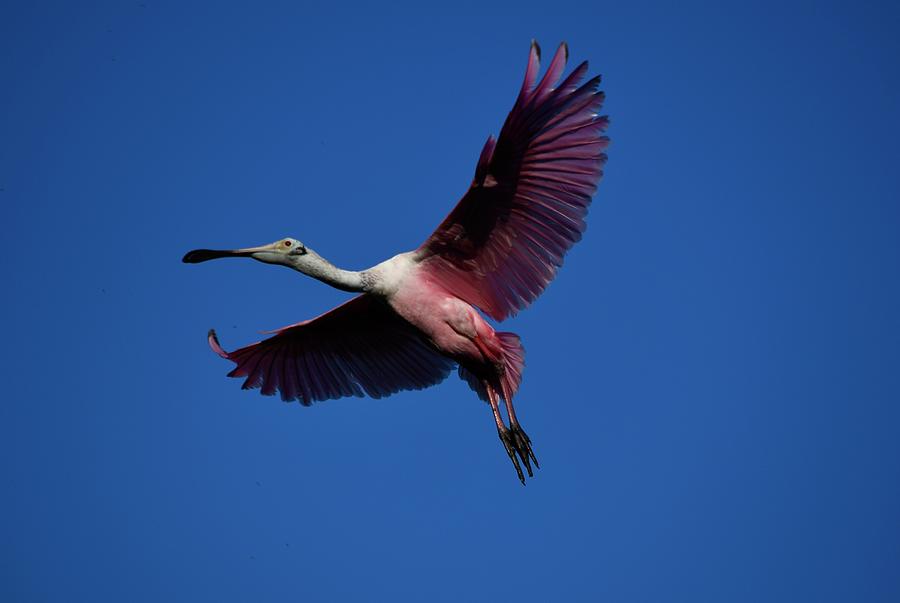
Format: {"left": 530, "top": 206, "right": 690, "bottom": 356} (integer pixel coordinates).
{"left": 518, "top": 40, "right": 542, "bottom": 102}
{"left": 207, "top": 329, "right": 230, "bottom": 359}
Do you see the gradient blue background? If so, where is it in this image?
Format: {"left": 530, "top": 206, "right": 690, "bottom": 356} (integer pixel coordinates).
{"left": 3, "top": 1, "right": 899, "bottom": 601}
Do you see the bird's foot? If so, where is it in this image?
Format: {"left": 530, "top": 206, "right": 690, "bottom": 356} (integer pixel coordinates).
{"left": 498, "top": 424, "right": 539, "bottom": 485}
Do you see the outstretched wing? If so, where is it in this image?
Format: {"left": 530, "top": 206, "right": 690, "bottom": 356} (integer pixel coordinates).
{"left": 209, "top": 295, "right": 455, "bottom": 404}
{"left": 416, "top": 41, "right": 609, "bottom": 322}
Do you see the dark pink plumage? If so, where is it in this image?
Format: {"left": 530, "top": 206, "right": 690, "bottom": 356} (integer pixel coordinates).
{"left": 208, "top": 295, "right": 455, "bottom": 404}
{"left": 418, "top": 41, "right": 609, "bottom": 321}
{"left": 183, "top": 41, "right": 609, "bottom": 484}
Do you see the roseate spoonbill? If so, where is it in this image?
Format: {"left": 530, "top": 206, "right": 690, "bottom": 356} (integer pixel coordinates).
{"left": 183, "top": 41, "right": 609, "bottom": 483}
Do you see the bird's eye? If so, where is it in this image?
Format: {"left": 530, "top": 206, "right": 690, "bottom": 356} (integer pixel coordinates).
{"left": 283, "top": 240, "right": 292, "bottom": 248}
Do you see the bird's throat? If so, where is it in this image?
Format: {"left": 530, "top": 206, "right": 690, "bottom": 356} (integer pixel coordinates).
{"left": 289, "top": 251, "right": 366, "bottom": 293}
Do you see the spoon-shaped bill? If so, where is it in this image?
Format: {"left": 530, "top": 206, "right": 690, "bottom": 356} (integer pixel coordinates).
{"left": 182, "top": 246, "right": 268, "bottom": 263}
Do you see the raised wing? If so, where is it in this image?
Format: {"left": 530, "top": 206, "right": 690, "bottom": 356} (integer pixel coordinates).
{"left": 417, "top": 41, "right": 609, "bottom": 321}
{"left": 208, "top": 294, "right": 455, "bottom": 404}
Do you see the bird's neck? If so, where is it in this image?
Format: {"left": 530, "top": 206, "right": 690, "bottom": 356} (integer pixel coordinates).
{"left": 288, "top": 250, "right": 367, "bottom": 293}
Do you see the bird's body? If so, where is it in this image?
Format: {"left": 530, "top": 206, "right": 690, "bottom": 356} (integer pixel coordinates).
{"left": 184, "top": 41, "right": 609, "bottom": 483}
{"left": 369, "top": 254, "right": 498, "bottom": 365}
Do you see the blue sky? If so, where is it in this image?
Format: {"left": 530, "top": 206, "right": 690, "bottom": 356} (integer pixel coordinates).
{"left": 3, "top": 1, "right": 899, "bottom": 601}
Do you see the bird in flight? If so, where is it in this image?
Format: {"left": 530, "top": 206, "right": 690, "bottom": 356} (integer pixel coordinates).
{"left": 183, "top": 41, "right": 609, "bottom": 483}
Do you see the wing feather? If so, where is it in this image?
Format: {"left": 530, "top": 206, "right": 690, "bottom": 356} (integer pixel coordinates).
{"left": 416, "top": 42, "right": 609, "bottom": 321}
{"left": 209, "top": 295, "right": 454, "bottom": 404}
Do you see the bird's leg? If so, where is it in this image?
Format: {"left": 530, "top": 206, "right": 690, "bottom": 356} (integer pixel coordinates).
{"left": 487, "top": 383, "right": 526, "bottom": 484}
{"left": 472, "top": 334, "right": 537, "bottom": 483}
{"left": 500, "top": 381, "right": 539, "bottom": 472}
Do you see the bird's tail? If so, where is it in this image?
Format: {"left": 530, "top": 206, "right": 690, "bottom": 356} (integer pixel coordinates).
{"left": 496, "top": 331, "right": 525, "bottom": 402}
{"left": 458, "top": 331, "right": 525, "bottom": 404}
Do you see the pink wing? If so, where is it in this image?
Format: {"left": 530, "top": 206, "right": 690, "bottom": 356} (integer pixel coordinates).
{"left": 417, "top": 41, "right": 609, "bottom": 321}
{"left": 209, "top": 295, "right": 455, "bottom": 404}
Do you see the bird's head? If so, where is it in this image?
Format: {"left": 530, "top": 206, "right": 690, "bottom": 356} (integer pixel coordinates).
{"left": 182, "top": 237, "right": 308, "bottom": 267}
